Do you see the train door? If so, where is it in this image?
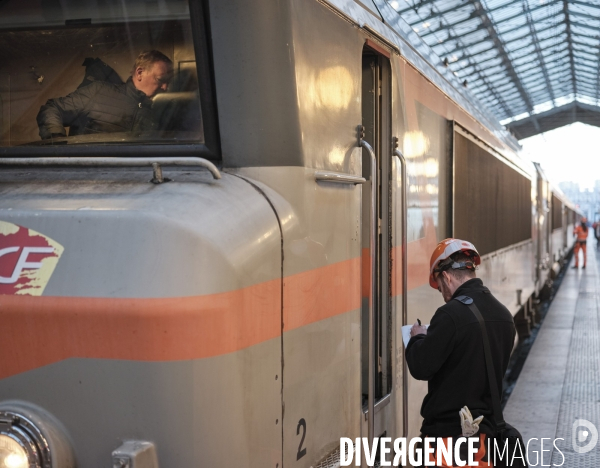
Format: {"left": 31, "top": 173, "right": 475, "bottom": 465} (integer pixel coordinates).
{"left": 360, "top": 44, "right": 396, "bottom": 453}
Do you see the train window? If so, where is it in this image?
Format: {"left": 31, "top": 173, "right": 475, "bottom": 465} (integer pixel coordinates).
{"left": 453, "top": 131, "right": 531, "bottom": 256}
{"left": 552, "top": 195, "right": 563, "bottom": 230}
{"left": 0, "top": 0, "right": 211, "bottom": 151}
{"left": 406, "top": 103, "right": 452, "bottom": 243}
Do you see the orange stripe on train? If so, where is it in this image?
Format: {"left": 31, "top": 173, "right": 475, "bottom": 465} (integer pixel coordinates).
{"left": 0, "top": 225, "right": 439, "bottom": 379}
{"left": 0, "top": 257, "right": 363, "bottom": 379}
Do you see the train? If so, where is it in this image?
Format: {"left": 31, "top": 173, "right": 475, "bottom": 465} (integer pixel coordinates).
{"left": 0, "top": 0, "right": 581, "bottom": 467}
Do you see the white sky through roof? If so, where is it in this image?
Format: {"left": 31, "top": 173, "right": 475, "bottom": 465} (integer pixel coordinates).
{"left": 521, "top": 122, "right": 600, "bottom": 190}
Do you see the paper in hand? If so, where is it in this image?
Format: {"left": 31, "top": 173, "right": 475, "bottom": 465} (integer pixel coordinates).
{"left": 402, "top": 324, "right": 429, "bottom": 348}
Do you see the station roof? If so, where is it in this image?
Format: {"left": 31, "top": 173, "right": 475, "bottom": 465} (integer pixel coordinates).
{"left": 389, "top": 0, "right": 600, "bottom": 139}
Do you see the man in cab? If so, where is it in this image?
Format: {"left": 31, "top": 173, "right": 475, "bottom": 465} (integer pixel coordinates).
{"left": 37, "top": 50, "right": 173, "bottom": 140}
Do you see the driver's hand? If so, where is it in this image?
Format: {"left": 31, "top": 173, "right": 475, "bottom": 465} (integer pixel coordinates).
{"left": 410, "top": 322, "right": 427, "bottom": 337}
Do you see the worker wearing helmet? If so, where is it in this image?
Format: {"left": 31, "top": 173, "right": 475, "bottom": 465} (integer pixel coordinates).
{"left": 573, "top": 217, "right": 588, "bottom": 269}
{"left": 406, "top": 239, "right": 516, "bottom": 465}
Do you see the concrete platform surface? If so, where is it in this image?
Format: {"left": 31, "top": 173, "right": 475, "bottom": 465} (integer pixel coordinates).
{"left": 503, "top": 242, "right": 600, "bottom": 467}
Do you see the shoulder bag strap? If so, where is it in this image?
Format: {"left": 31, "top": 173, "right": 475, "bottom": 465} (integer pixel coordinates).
{"left": 455, "top": 295, "right": 506, "bottom": 432}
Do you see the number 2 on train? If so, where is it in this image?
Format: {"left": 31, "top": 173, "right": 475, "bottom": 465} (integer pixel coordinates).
{"left": 296, "top": 418, "right": 307, "bottom": 460}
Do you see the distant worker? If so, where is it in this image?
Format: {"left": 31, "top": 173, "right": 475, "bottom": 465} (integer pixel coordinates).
{"left": 37, "top": 50, "right": 173, "bottom": 140}
{"left": 406, "top": 238, "right": 518, "bottom": 466}
{"left": 573, "top": 217, "right": 589, "bottom": 269}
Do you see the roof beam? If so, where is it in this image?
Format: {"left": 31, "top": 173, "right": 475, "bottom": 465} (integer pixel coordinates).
{"left": 415, "top": 1, "right": 552, "bottom": 40}
{"left": 465, "top": 12, "right": 533, "bottom": 111}
{"left": 518, "top": 52, "right": 570, "bottom": 75}
{"left": 460, "top": 38, "right": 545, "bottom": 67}
{"left": 577, "top": 75, "right": 597, "bottom": 84}
{"left": 472, "top": 40, "right": 567, "bottom": 70}
{"left": 438, "top": 22, "right": 558, "bottom": 61}
{"left": 577, "top": 79, "right": 597, "bottom": 90}
{"left": 505, "top": 101, "right": 600, "bottom": 140}
{"left": 596, "top": 37, "right": 600, "bottom": 105}
{"left": 568, "top": 9, "right": 600, "bottom": 24}
{"left": 400, "top": 0, "right": 540, "bottom": 23}
{"left": 396, "top": 0, "right": 444, "bottom": 15}
{"left": 397, "top": 0, "right": 600, "bottom": 123}
{"left": 569, "top": 19, "right": 600, "bottom": 35}
{"left": 574, "top": 62, "right": 599, "bottom": 75}
{"left": 407, "top": 2, "right": 517, "bottom": 118}
{"left": 573, "top": 49, "right": 598, "bottom": 62}
{"left": 570, "top": 0, "right": 600, "bottom": 11}
{"left": 404, "top": 5, "right": 475, "bottom": 33}
{"left": 520, "top": 57, "right": 570, "bottom": 78}
{"left": 573, "top": 39, "right": 600, "bottom": 50}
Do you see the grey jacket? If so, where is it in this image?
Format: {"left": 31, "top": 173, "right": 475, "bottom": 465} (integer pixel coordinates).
{"left": 37, "top": 79, "right": 155, "bottom": 140}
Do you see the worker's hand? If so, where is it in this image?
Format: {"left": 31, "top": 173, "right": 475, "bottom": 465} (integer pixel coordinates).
{"left": 410, "top": 321, "right": 427, "bottom": 337}
{"left": 459, "top": 406, "right": 484, "bottom": 437}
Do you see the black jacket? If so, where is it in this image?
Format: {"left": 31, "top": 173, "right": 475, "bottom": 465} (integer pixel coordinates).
{"left": 406, "top": 278, "right": 516, "bottom": 437}
{"left": 37, "top": 79, "right": 155, "bottom": 139}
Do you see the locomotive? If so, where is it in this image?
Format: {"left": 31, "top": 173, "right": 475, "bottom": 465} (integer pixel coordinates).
{"left": 0, "top": 0, "right": 579, "bottom": 466}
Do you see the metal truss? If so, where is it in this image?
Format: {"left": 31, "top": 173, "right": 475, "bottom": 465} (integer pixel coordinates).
{"left": 391, "top": 0, "right": 600, "bottom": 135}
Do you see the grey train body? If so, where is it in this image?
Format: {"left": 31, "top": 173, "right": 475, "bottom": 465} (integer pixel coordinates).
{"left": 0, "top": 0, "right": 578, "bottom": 467}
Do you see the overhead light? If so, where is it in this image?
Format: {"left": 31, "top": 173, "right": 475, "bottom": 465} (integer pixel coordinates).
{"left": 423, "top": 22, "right": 430, "bottom": 28}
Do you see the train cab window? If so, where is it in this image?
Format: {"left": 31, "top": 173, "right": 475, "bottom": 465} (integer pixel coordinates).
{"left": 0, "top": 0, "right": 211, "bottom": 151}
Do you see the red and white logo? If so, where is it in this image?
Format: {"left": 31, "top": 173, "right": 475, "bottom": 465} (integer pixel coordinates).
{"left": 0, "top": 221, "right": 64, "bottom": 296}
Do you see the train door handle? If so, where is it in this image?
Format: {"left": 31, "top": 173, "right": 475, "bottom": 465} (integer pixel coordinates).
{"left": 360, "top": 138, "right": 377, "bottom": 448}
{"left": 393, "top": 143, "right": 409, "bottom": 439}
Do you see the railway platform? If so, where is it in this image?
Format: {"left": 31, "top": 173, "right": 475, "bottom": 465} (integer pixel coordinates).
{"left": 504, "top": 243, "right": 600, "bottom": 466}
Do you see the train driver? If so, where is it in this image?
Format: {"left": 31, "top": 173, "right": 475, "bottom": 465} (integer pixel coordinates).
{"left": 573, "top": 217, "right": 589, "bottom": 269}
{"left": 405, "top": 238, "right": 517, "bottom": 466}
{"left": 37, "top": 50, "right": 173, "bottom": 140}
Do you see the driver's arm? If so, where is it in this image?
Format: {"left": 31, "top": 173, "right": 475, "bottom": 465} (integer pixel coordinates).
{"left": 37, "top": 83, "right": 99, "bottom": 140}
{"left": 405, "top": 309, "right": 456, "bottom": 381}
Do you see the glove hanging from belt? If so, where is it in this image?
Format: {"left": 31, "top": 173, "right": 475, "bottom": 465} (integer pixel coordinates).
{"left": 459, "top": 406, "right": 484, "bottom": 437}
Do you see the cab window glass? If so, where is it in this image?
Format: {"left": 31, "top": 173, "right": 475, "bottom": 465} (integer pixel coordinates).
{"left": 0, "top": 0, "right": 204, "bottom": 147}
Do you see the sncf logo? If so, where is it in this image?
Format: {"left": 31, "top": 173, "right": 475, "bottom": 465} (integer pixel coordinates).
{"left": 0, "top": 221, "right": 64, "bottom": 296}
{"left": 0, "top": 246, "right": 56, "bottom": 283}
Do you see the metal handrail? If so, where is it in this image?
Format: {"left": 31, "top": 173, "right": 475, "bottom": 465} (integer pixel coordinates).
{"left": 314, "top": 171, "right": 366, "bottom": 185}
{"left": 361, "top": 138, "right": 377, "bottom": 448}
{"left": 394, "top": 147, "right": 409, "bottom": 439}
{"left": 0, "top": 156, "right": 222, "bottom": 180}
